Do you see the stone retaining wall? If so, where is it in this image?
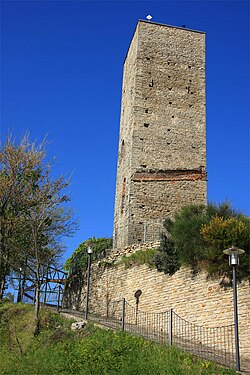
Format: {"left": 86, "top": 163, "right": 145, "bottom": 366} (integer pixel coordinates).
{"left": 63, "top": 243, "right": 250, "bottom": 363}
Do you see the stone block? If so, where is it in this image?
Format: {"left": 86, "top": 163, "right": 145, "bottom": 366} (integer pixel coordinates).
{"left": 71, "top": 321, "right": 87, "bottom": 331}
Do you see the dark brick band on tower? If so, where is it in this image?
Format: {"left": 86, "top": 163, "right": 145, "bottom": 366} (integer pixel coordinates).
{"left": 113, "top": 20, "right": 207, "bottom": 248}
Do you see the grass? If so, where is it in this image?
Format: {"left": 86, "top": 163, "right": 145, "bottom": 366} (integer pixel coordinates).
{"left": 117, "top": 248, "right": 158, "bottom": 269}
{"left": 0, "top": 301, "right": 237, "bottom": 375}
{"left": 98, "top": 249, "right": 158, "bottom": 269}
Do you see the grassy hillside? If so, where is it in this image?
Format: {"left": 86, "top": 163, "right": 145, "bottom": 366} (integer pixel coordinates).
{"left": 0, "top": 302, "right": 236, "bottom": 375}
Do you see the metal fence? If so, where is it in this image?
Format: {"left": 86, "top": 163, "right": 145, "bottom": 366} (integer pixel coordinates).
{"left": 13, "top": 266, "right": 67, "bottom": 309}
{"left": 170, "top": 310, "right": 235, "bottom": 367}
{"left": 77, "top": 298, "right": 236, "bottom": 369}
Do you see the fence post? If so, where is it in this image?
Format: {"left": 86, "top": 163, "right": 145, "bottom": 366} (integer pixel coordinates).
{"left": 121, "top": 298, "right": 125, "bottom": 331}
{"left": 169, "top": 308, "right": 173, "bottom": 346}
{"left": 57, "top": 285, "right": 61, "bottom": 312}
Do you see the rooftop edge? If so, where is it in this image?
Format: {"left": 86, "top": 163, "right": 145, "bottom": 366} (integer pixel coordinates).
{"left": 123, "top": 19, "right": 205, "bottom": 64}
{"left": 138, "top": 19, "right": 206, "bottom": 34}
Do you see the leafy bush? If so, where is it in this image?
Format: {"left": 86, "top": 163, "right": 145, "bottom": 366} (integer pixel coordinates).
{"left": 154, "top": 203, "right": 250, "bottom": 282}
{"left": 64, "top": 237, "right": 112, "bottom": 275}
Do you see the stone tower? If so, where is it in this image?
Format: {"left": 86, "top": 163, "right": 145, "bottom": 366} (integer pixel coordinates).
{"left": 113, "top": 20, "right": 207, "bottom": 248}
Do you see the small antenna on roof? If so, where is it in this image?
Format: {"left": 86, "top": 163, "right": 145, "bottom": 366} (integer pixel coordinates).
{"left": 146, "top": 15, "right": 152, "bottom": 21}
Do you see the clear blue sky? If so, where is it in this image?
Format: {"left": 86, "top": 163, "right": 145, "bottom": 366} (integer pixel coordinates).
{"left": 1, "top": 1, "right": 249, "bottom": 264}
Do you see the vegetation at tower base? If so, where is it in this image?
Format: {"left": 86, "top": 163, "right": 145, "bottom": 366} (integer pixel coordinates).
{"left": 116, "top": 248, "right": 158, "bottom": 269}
{"left": 154, "top": 203, "right": 250, "bottom": 284}
{"left": 0, "top": 302, "right": 237, "bottom": 375}
{"left": 64, "top": 237, "right": 112, "bottom": 276}
{"left": 0, "top": 134, "right": 77, "bottom": 334}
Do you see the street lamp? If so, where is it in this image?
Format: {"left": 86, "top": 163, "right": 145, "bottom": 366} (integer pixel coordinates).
{"left": 85, "top": 246, "right": 93, "bottom": 320}
{"left": 223, "top": 246, "right": 245, "bottom": 372}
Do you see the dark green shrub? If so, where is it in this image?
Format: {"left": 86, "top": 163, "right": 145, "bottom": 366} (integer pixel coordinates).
{"left": 153, "top": 236, "right": 179, "bottom": 275}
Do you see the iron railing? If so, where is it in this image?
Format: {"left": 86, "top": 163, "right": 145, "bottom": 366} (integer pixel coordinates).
{"left": 73, "top": 298, "right": 236, "bottom": 369}
{"left": 171, "top": 310, "right": 235, "bottom": 367}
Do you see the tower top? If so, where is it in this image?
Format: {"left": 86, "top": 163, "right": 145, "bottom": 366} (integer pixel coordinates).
{"left": 137, "top": 19, "right": 206, "bottom": 34}
{"left": 123, "top": 20, "right": 205, "bottom": 64}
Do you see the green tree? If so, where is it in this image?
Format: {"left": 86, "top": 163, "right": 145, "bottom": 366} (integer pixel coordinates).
{"left": 0, "top": 134, "right": 77, "bottom": 334}
{"left": 0, "top": 135, "right": 45, "bottom": 298}
{"left": 23, "top": 169, "right": 76, "bottom": 335}
{"left": 154, "top": 205, "right": 209, "bottom": 275}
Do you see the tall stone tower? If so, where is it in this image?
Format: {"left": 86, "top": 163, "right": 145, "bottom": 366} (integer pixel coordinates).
{"left": 113, "top": 20, "right": 207, "bottom": 248}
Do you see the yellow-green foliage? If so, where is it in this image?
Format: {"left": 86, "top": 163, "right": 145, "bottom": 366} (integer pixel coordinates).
{"left": 200, "top": 215, "right": 250, "bottom": 280}
{"left": 201, "top": 215, "right": 248, "bottom": 249}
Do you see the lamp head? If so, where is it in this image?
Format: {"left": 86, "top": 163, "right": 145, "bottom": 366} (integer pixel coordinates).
{"left": 87, "top": 246, "right": 93, "bottom": 255}
{"left": 223, "top": 246, "right": 245, "bottom": 266}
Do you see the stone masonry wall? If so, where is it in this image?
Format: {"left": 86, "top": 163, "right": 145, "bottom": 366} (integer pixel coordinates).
{"left": 113, "top": 26, "right": 139, "bottom": 247}
{"left": 128, "top": 179, "right": 206, "bottom": 243}
{"left": 63, "top": 243, "right": 250, "bottom": 364}
{"left": 113, "top": 21, "right": 207, "bottom": 249}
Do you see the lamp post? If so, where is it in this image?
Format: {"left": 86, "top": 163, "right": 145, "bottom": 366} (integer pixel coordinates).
{"left": 85, "top": 246, "right": 93, "bottom": 320}
{"left": 223, "top": 246, "right": 245, "bottom": 372}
